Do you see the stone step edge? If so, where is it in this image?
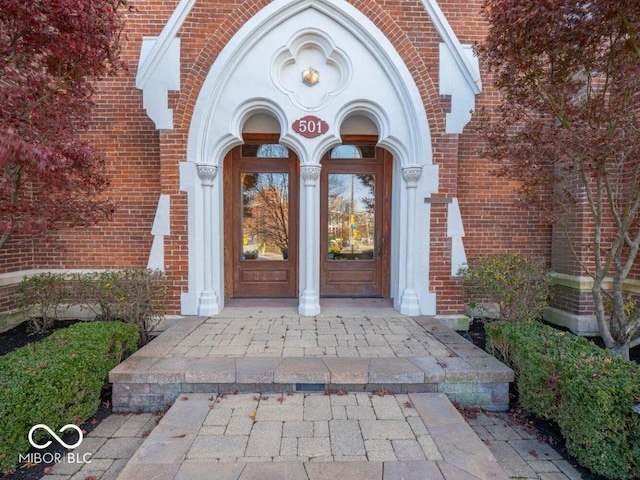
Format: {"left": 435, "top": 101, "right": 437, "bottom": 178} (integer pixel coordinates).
{"left": 109, "top": 355, "right": 514, "bottom": 385}
{"left": 112, "top": 381, "right": 510, "bottom": 414}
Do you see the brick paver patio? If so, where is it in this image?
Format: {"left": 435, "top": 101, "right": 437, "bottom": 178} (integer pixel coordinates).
{"left": 109, "top": 307, "right": 514, "bottom": 413}
{"left": 37, "top": 305, "right": 587, "bottom": 479}
{"left": 113, "top": 392, "right": 509, "bottom": 480}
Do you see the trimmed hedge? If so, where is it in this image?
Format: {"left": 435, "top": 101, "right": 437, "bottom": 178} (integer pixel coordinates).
{"left": 487, "top": 321, "right": 640, "bottom": 479}
{"left": 0, "top": 321, "right": 139, "bottom": 473}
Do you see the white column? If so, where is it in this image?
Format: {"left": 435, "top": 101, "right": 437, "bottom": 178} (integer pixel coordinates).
{"left": 399, "top": 166, "right": 423, "bottom": 316}
{"left": 299, "top": 164, "right": 322, "bottom": 316}
{"left": 196, "top": 163, "right": 220, "bottom": 316}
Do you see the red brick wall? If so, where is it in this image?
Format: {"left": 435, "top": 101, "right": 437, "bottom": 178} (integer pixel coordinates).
{"left": 31, "top": 6, "right": 162, "bottom": 271}
{"left": 444, "top": 2, "right": 553, "bottom": 312}
{"left": 0, "top": 235, "right": 34, "bottom": 275}
{"left": 4, "top": 0, "right": 555, "bottom": 315}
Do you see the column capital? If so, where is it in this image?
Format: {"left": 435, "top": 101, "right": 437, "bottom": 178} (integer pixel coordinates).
{"left": 402, "top": 166, "right": 423, "bottom": 187}
{"left": 196, "top": 163, "right": 218, "bottom": 186}
{"left": 300, "top": 164, "right": 322, "bottom": 187}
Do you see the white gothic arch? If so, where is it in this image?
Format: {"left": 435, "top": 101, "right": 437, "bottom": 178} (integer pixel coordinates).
{"left": 178, "top": 0, "right": 442, "bottom": 316}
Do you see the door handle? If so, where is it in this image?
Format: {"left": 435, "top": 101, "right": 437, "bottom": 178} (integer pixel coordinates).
{"left": 376, "top": 231, "right": 382, "bottom": 261}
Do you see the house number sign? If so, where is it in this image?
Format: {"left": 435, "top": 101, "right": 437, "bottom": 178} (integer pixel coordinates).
{"left": 292, "top": 115, "right": 329, "bottom": 139}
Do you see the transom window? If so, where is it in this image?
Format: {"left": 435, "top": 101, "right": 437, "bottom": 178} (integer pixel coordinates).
{"left": 241, "top": 144, "right": 289, "bottom": 158}
{"left": 330, "top": 145, "right": 375, "bottom": 159}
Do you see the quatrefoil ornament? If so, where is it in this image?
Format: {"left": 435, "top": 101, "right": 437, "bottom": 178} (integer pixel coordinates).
{"left": 272, "top": 32, "right": 351, "bottom": 110}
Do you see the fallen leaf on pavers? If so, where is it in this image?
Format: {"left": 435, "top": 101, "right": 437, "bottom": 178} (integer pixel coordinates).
{"left": 84, "top": 476, "right": 98, "bottom": 480}
{"left": 180, "top": 396, "right": 189, "bottom": 401}
{"left": 250, "top": 410, "right": 257, "bottom": 420}
{"left": 337, "top": 390, "right": 347, "bottom": 396}
{"left": 172, "top": 433, "right": 187, "bottom": 438}
{"left": 403, "top": 402, "right": 413, "bottom": 409}
{"left": 43, "top": 467, "right": 53, "bottom": 474}
{"left": 529, "top": 450, "right": 538, "bottom": 458}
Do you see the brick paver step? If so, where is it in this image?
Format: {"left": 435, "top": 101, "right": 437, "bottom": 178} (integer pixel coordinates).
{"left": 109, "top": 314, "right": 513, "bottom": 413}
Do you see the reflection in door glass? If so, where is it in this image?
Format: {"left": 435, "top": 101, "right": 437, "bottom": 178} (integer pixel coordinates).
{"left": 327, "top": 173, "right": 375, "bottom": 260}
{"left": 241, "top": 173, "right": 289, "bottom": 261}
{"left": 241, "top": 144, "right": 289, "bottom": 158}
{"left": 330, "top": 145, "right": 375, "bottom": 158}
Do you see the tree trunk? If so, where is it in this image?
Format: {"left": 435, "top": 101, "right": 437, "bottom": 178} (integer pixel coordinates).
{"left": 611, "top": 342, "right": 630, "bottom": 361}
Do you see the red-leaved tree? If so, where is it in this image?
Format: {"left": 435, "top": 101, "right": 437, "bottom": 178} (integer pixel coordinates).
{"left": 0, "top": 0, "right": 130, "bottom": 249}
{"left": 476, "top": 0, "right": 640, "bottom": 358}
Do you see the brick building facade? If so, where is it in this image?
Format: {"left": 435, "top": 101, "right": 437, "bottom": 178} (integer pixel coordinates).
{"left": 5, "top": 0, "right": 606, "bottom": 328}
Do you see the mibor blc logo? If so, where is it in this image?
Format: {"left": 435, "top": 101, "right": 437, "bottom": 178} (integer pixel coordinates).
{"left": 28, "top": 424, "right": 83, "bottom": 449}
{"left": 20, "top": 424, "right": 92, "bottom": 466}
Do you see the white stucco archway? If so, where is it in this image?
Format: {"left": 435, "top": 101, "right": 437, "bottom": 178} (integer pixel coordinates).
{"left": 178, "top": 0, "right": 441, "bottom": 316}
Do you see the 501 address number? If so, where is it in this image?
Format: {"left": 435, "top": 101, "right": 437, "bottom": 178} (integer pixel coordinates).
{"left": 292, "top": 115, "right": 329, "bottom": 139}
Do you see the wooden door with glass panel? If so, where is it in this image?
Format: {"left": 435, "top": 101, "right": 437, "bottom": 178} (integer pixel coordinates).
{"left": 320, "top": 145, "right": 391, "bottom": 297}
{"left": 226, "top": 143, "right": 298, "bottom": 298}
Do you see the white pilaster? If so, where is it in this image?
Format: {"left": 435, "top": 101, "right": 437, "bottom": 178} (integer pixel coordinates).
{"left": 196, "top": 164, "right": 220, "bottom": 316}
{"left": 298, "top": 164, "right": 322, "bottom": 316}
{"left": 399, "top": 166, "right": 423, "bottom": 315}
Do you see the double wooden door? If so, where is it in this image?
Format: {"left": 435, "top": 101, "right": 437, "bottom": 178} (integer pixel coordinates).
{"left": 225, "top": 142, "right": 390, "bottom": 298}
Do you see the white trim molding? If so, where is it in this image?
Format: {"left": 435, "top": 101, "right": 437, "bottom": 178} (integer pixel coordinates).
{"left": 420, "top": 0, "right": 482, "bottom": 95}
{"left": 135, "top": 0, "right": 196, "bottom": 128}
{"left": 421, "top": 0, "right": 482, "bottom": 133}
{"left": 549, "top": 272, "right": 640, "bottom": 294}
{"left": 447, "top": 198, "right": 467, "bottom": 277}
{"left": 147, "top": 194, "right": 171, "bottom": 271}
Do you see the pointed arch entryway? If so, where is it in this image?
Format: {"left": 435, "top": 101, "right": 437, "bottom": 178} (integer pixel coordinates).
{"left": 179, "top": 0, "right": 440, "bottom": 317}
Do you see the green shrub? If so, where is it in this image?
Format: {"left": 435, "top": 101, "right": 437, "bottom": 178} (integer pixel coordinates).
{"left": 0, "top": 321, "right": 138, "bottom": 473}
{"left": 16, "top": 273, "right": 70, "bottom": 333}
{"left": 558, "top": 353, "right": 640, "bottom": 478}
{"left": 487, "top": 321, "right": 640, "bottom": 479}
{"left": 69, "top": 269, "right": 169, "bottom": 345}
{"left": 17, "top": 269, "right": 168, "bottom": 344}
{"left": 457, "top": 253, "right": 549, "bottom": 322}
